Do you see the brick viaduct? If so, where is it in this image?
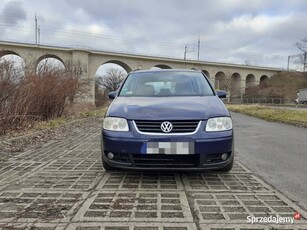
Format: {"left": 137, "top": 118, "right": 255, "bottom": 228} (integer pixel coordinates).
{"left": 0, "top": 41, "right": 281, "bottom": 103}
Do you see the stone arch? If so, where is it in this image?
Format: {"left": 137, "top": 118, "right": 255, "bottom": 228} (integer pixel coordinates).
{"left": 246, "top": 74, "right": 256, "bottom": 88}
{"left": 154, "top": 64, "right": 172, "bottom": 69}
{"left": 231, "top": 72, "right": 241, "bottom": 96}
{"left": 95, "top": 62, "right": 129, "bottom": 107}
{"left": 35, "top": 54, "right": 67, "bottom": 73}
{"left": 0, "top": 50, "right": 21, "bottom": 58}
{"left": 104, "top": 60, "right": 132, "bottom": 73}
{"left": 36, "top": 54, "right": 65, "bottom": 68}
{"left": 0, "top": 50, "right": 26, "bottom": 77}
{"left": 0, "top": 50, "right": 24, "bottom": 66}
{"left": 202, "top": 69, "right": 210, "bottom": 78}
{"left": 260, "top": 75, "right": 269, "bottom": 84}
{"left": 214, "top": 71, "right": 227, "bottom": 90}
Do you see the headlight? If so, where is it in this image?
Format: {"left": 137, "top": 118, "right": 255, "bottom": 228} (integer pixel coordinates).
{"left": 103, "top": 117, "right": 129, "bottom": 131}
{"left": 205, "top": 117, "right": 232, "bottom": 132}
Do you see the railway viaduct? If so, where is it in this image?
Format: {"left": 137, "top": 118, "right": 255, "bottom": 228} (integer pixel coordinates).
{"left": 0, "top": 41, "right": 281, "bottom": 104}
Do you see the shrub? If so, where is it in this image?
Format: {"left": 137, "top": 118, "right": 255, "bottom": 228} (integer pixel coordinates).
{"left": 0, "top": 61, "right": 83, "bottom": 135}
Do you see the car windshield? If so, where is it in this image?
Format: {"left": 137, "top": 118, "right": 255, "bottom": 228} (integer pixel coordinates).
{"left": 119, "top": 71, "right": 214, "bottom": 97}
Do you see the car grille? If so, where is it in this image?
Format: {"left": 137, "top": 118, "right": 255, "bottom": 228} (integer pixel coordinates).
{"left": 106, "top": 152, "right": 200, "bottom": 168}
{"left": 132, "top": 154, "right": 200, "bottom": 168}
{"left": 134, "top": 120, "right": 200, "bottom": 133}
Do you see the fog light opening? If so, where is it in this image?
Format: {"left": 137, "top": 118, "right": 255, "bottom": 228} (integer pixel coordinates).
{"left": 107, "top": 152, "right": 114, "bottom": 160}
{"left": 221, "top": 153, "right": 228, "bottom": 161}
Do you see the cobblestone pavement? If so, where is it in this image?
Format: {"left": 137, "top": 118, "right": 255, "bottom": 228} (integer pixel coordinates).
{"left": 0, "top": 122, "right": 307, "bottom": 229}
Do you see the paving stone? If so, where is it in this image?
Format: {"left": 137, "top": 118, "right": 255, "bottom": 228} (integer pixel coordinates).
{"left": 228, "top": 161, "right": 252, "bottom": 174}
{"left": 60, "top": 150, "right": 101, "bottom": 160}
{"left": 40, "top": 159, "right": 101, "bottom": 172}
{"left": 188, "top": 192, "right": 307, "bottom": 224}
{"left": 0, "top": 223, "right": 67, "bottom": 230}
{"left": 10, "top": 133, "right": 100, "bottom": 163}
{"left": 199, "top": 224, "right": 307, "bottom": 229}
{"left": 11, "top": 149, "right": 72, "bottom": 163}
{"left": 2, "top": 171, "right": 104, "bottom": 191}
{"left": 1, "top": 118, "right": 307, "bottom": 228}
{"left": 97, "top": 172, "right": 183, "bottom": 190}
{"left": 66, "top": 222, "right": 197, "bottom": 230}
{"left": 0, "top": 190, "right": 88, "bottom": 223}
{"left": 182, "top": 173, "right": 272, "bottom": 192}
{"left": 73, "top": 191, "right": 193, "bottom": 223}
{"left": 0, "top": 161, "right": 44, "bottom": 189}
{"left": 73, "top": 139, "right": 100, "bottom": 151}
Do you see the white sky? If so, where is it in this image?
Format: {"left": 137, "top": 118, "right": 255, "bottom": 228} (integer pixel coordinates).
{"left": 0, "top": 0, "right": 307, "bottom": 70}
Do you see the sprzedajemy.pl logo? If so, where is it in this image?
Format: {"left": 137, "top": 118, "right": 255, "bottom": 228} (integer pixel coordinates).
{"left": 247, "top": 212, "right": 301, "bottom": 224}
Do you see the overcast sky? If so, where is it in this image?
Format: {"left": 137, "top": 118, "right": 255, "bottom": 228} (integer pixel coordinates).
{"left": 1, "top": 0, "right": 307, "bottom": 69}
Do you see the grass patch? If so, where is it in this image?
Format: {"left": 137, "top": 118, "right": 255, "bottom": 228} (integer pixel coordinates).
{"left": 36, "top": 117, "right": 71, "bottom": 130}
{"left": 79, "top": 106, "right": 108, "bottom": 118}
{"left": 1, "top": 105, "right": 109, "bottom": 140}
{"left": 34, "top": 106, "right": 108, "bottom": 131}
{"left": 227, "top": 104, "right": 307, "bottom": 128}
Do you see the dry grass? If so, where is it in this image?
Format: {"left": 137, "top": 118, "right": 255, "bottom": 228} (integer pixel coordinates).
{"left": 1, "top": 103, "right": 109, "bottom": 140}
{"left": 227, "top": 104, "right": 307, "bottom": 128}
{"left": 245, "top": 71, "right": 307, "bottom": 101}
{"left": 35, "top": 105, "right": 108, "bottom": 130}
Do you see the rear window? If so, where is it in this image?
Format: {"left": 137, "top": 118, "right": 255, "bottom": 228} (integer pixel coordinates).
{"left": 119, "top": 71, "right": 214, "bottom": 97}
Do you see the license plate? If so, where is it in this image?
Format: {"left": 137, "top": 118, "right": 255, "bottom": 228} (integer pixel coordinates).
{"left": 141, "top": 142, "right": 194, "bottom": 155}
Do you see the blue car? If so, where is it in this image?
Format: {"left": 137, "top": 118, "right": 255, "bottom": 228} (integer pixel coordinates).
{"left": 101, "top": 69, "right": 234, "bottom": 172}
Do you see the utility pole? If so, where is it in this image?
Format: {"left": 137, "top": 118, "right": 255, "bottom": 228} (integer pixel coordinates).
{"left": 184, "top": 44, "right": 187, "bottom": 68}
{"left": 184, "top": 44, "right": 195, "bottom": 68}
{"left": 197, "top": 36, "right": 200, "bottom": 61}
{"left": 35, "top": 14, "right": 38, "bottom": 44}
{"left": 287, "top": 55, "right": 290, "bottom": 71}
{"left": 184, "top": 45, "right": 187, "bottom": 60}
{"left": 304, "top": 52, "right": 307, "bottom": 72}
{"left": 38, "top": 26, "right": 40, "bottom": 45}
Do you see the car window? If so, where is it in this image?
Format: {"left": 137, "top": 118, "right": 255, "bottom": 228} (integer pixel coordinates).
{"left": 119, "top": 71, "right": 214, "bottom": 97}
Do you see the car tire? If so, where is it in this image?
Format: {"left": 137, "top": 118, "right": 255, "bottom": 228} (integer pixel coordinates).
{"left": 218, "top": 155, "right": 234, "bottom": 172}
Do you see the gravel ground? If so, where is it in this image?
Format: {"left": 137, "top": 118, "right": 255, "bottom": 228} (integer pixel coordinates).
{"left": 0, "top": 117, "right": 102, "bottom": 161}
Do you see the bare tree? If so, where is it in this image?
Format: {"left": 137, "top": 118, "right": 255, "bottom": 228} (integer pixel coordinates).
{"left": 96, "top": 67, "right": 126, "bottom": 92}
{"left": 215, "top": 77, "right": 231, "bottom": 92}
{"left": 296, "top": 37, "right": 307, "bottom": 52}
{"left": 295, "top": 37, "right": 307, "bottom": 71}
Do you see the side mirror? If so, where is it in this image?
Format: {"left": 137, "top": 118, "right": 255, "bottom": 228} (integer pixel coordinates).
{"left": 108, "top": 91, "right": 117, "bottom": 99}
{"left": 216, "top": 90, "right": 227, "bottom": 98}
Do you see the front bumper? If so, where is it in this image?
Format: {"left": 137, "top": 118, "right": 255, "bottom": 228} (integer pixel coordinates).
{"left": 101, "top": 127, "right": 234, "bottom": 171}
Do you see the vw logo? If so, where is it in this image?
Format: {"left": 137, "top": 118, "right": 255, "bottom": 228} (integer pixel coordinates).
{"left": 161, "top": 121, "right": 173, "bottom": 133}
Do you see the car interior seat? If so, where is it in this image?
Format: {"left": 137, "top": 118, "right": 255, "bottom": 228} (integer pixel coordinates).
{"left": 158, "top": 88, "right": 172, "bottom": 96}
{"left": 138, "top": 84, "right": 155, "bottom": 96}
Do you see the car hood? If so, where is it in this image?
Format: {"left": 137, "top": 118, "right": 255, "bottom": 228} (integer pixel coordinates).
{"left": 106, "top": 96, "right": 229, "bottom": 120}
